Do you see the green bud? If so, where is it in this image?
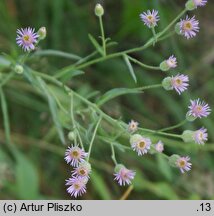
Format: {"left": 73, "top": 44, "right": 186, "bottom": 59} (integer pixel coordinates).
{"left": 175, "top": 23, "right": 181, "bottom": 35}
{"left": 129, "top": 134, "right": 142, "bottom": 145}
{"left": 14, "top": 64, "right": 24, "bottom": 74}
{"left": 168, "top": 154, "right": 180, "bottom": 167}
{"left": 181, "top": 130, "right": 194, "bottom": 142}
{"left": 185, "top": 0, "right": 197, "bottom": 11}
{"left": 114, "top": 164, "right": 125, "bottom": 173}
{"left": 38, "top": 27, "right": 47, "bottom": 40}
{"left": 95, "top": 4, "right": 104, "bottom": 17}
{"left": 162, "top": 77, "right": 173, "bottom": 91}
{"left": 68, "top": 131, "right": 76, "bottom": 141}
{"left": 186, "top": 111, "right": 197, "bottom": 122}
{"left": 160, "top": 60, "right": 170, "bottom": 72}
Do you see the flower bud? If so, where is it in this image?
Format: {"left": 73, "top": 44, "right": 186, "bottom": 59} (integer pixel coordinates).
{"left": 14, "top": 64, "right": 24, "bottom": 74}
{"left": 181, "top": 130, "right": 194, "bottom": 143}
{"left": 168, "top": 154, "right": 180, "bottom": 167}
{"left": 38, "top": 27, "right": 47, "bottom": 40}
{"left": 186, "top": 111, "right": 197, "bottom": 122}
{"left": 185, "top": 0, "right": 197, "bottom": 11}
{"left": 129, "top": 134, "right": 142, "bottom": 145}
{"left": 68, "top": 131, "right": 76, "bottom": 141}
{"left": 95, "top": 4, "right": 104, "bottom": 17}
{"left": 162, "top": 77, "right": 173, "bottom": 91}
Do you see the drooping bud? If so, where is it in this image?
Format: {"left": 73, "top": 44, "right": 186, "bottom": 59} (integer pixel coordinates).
{"left": 186, "top": 111, "right": 197, "bottom": 122}
{"left": 95, "top": 4, "right": 104, "bottom": 17}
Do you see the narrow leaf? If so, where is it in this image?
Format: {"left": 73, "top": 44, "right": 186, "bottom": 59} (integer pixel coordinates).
{"left": 123, "top": 54, "right": 137, "bottom": 83}
{"left": 88, "top": 34, "right": 104, "bottom": 56}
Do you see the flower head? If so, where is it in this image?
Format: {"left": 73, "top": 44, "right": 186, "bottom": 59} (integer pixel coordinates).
{"left": 130, "top": 135, "right": 151, "bottom": 156}
{"left": 193, "top": 127, "right": 208, "bottom": 144}
{"left": 127, "top": 120, "right": 139, "bottom": 133}
{"left": 176, "top": 156, "right": 192, "bottom": 173}
{"left": 179, "top": 16, "right": 199, "bottom": 39}
{"left": 114, "top": 165, "right": 135, "bottom": 186}
{"left": 188, "top": 99, "right": 211, "bottom": 118}
{"left": 140, "top": 10, "right": 159, "bottom": 28}
{"left": 171, "top": 74, "right": 189, "bottom": 95}
{"left": 193, "top": 0, "right": 208, "bottom": 7}
{"left": 66, "top": 176, "right": 87, "bottom": 198}
{"left": 155, "top": 141, "right": 164, "bottom": 153}
{"left": 16, "top": 27, "right": 39, "bottom": 51}
{"left": 64, "top": 145, "right": 88, "bottom": 167}
{"left": 72, "top": 162, "right": 91, "bottom": 178}
{"left": 166, "top": 55, "right": 177, "bottom": 69}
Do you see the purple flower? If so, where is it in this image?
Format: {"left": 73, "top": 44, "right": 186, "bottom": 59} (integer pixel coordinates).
{"left": 140, "top": 10, "right": 160, "bottom": 28}
{"left": 128, "top": 120, "right": 139, "bottom": 133}
{"left": 176, "top": 156, "right": 192, "bottom": 174}
{"left": 131, "top": 135, "right": 151, "bottom": 156}
{"left": 16, "top": 27, "right": 39, "bottom": 51}
{"left": 193, "top": 0, "right": 208, "bottom": 7}
{"left": 188, "top": 99, "right": 211, "bottom": 118}
{"left": 64, "top": 145, "right": 88, "bottom": 167}
{"left": 171, "top": 74, "right": 189, "bottom": 95}
{"left": 166, "top": 55, "right": 177, "bottom": 69}
{"left": 66, "top": 176, "right": 88, "bottom": 198}
{"left": 155, "top": 141, "right": 164, "bottom": 153}
{"left": 193, "top": 127, "right": 208, "bottom": 144}
{"left": 179, "top": 16, "right": 199, "bottom": 39}
{"left": 72, "top": 162, "right": 91, "bottom": 178}
{"left": 114, "top": 165, "right": 135, "bottom": 186}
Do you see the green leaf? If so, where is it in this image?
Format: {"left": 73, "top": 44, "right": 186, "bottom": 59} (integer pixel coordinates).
{"left": 88, "top": 34, "right": 104, "bottom": 56}
{"left": 90, "top": 170, "right": 111, "bottom": 199}
{"left": 36, "top": 77, "right": 66, "bottom": 145}
{"left": 15, "top": 152, "right": 39, "bottom": 199}
{"left": 96, "top": 88, "right": 142, "bottom": 106}
{"left": 123, "top": 54, "right": 137, "bottom": 83}
{"left": 60, "top": 70, "right": 85, "bottom": 82}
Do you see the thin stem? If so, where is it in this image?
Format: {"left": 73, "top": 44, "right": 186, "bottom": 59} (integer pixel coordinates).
{"left": 151, "top": 27, "right": 157, "bottom": 45}
{"left": 120, "top": 185, "right": 134, "bottom": 200}
{"left": 128, "top": 55, "right": 160, "bottom": 70}
{"left": 110, "top": 143, "right": 118, "bottom": 165}
{"left": 87, "top": 117, "right": 102, "bottom": 161}
{"left": 137, "top": 84, "right": 162, "bottom": 91}
{"left": 159, "top": 119, "right": 187, "bottom": 132}
{"left": 99, "top": 16, "right": 106, "bottom": 56}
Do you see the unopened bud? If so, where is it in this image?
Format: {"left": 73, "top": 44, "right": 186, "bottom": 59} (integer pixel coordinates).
{"left": 185, "top": 0, "right": 197, "bottom": 11}
{"left": 38, "top": 27, "right": 47, "bottom": 40}
{"left": 14, "top": 64, "right": 24, "bottom": 74}
{"left": 95, "top": 4, "right": 104, "bottom": 17}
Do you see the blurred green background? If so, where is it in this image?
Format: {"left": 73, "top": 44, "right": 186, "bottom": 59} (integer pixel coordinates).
{"left": 0, "top": 0, "right": 214, "bottom": 199}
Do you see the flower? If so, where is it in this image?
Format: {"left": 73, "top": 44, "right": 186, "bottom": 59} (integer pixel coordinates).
{"left": 166, "top": 55, "right": 177, "bottom": 69}
{"left": 64, "top": 145, "right": 88, "bottom": 167}
{"left": 140, "top": 10, "right": 159, "bottom": 28}
{"left": 131, "top": 135, "right": 151, "bottom": 156}
{"left": 193, "top": 0, "right": 208, "bottom": 7}
{"left": 188, "top": 99, "right": 211, "bottom": 118}
{"left": 16, "top": 27, "right": 39, "bottom": 51}
{"left": 66, "top": 176, "right": 87, "bottom": 198}
{"left": 176, "top": 156, "right": 192, "bottom": 173}
{"left": 179, "top": 16, "right": 199, "bottom": 39}
{"left": 127, "top": 120, "right": 139, "bottom": 133}
{"left": 155, "top": 141, "right": 164, "bottom": 153}
{"left": 193, "top": 127, "right": 208, "bottom": 144}
{"left": 171, "top": 74, "right": 189, "bottom": 95}
{"left": 114, "top": 165, "right": 135, "bottom": 186}
{"left": 72, "top": 162, "right": 91, "bottom": 178}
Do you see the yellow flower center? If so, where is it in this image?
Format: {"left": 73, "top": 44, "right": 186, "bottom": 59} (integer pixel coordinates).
{"left": 183, "top": 21, "right": 192, "bottom": 31}
{"left": 147, "top": 15, "right": 154, "bottom": 22}
{"left": 23, "top": 35, "right": 31, "bottom": 42}
{"left": 179, "top": 160, "right": 186, "bottom": 168}
{"left": 71, "top": 150, "right": 79, "bottom": 158}
{"left": 79, "top": 169, "right": 86, "bottom": 176}
{"left": 196, "top": 105, "right": 202, "bottom": 112}
{"left": 138, "top": 141, "right": 146, "bottom": 149}
{"left": 74, "top": 183, "right": 80, "bottom": 190}
{"left": 175, "top": 78, "right": 182, "bottom": 85}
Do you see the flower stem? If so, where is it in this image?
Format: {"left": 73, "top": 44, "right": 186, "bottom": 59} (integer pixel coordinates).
{"left": 87, "top": 117, "right": 102, "bottom": 162}
{"left": 99, "top": 16, "right": 106, "bottom": 56}
{"left": 151, "top": 27, "right": 157, "bottom": 46}
{"left": 159, "top": 119, "right": 187, "bottom": 132}
{"left": 110, "top": 143, "right": 117, "bottom": 165}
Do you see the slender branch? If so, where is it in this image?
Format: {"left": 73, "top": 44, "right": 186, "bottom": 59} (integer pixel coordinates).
{"left": 99, "top": 16, "right": 106, "bottom": 56}
{"left": 159, "top": 119, "right": 187, "bottom": 132}
{"left": 110, "top": 143, "right": 117, "bottom": 165}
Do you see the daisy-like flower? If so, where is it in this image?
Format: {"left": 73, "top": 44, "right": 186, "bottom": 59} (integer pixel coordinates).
{"left": 66, "top": 176, "right": 88, "bottom": 198}
{"left": 72, "top": 162, "right": 91, "bottom": 178}
{"left": 131, "top": 135, "right": 151, "bottom": 156}
{"left": 16, "top": 27, "right": 39, "bottom": 51}
{"left": 193, "top": 127, "right": 208, "bottom": 144}
{"left": 193, "top": 0, "right": 208, "bottom": 7}
{"left": 179, "top": 16, "right": 199, "bottom": 39}
{"left": 166, "top": 55, "right": 177, "bottom": 69}
{"left": 176, "top": 156, "right": 192, "bottom": 174}
{"left": 140, "top": 10, "right": 160, "bottom": 28}
{"left": 155, "top": 141, "right": 164, "bottom": 153}
{"left": 188, "top": 99, "right": 211, "bottom": 118}
{"left": 127, "top": 120, "right": 139, "bottom": 133}
{"left": 171, "top": 74, "right": 189, "bottom": 95}
{"left": 114, "top": 165, "right": 135, "bottom": 186}
{"left": 64, "top": 145, "right": 88, "bottom": 167}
